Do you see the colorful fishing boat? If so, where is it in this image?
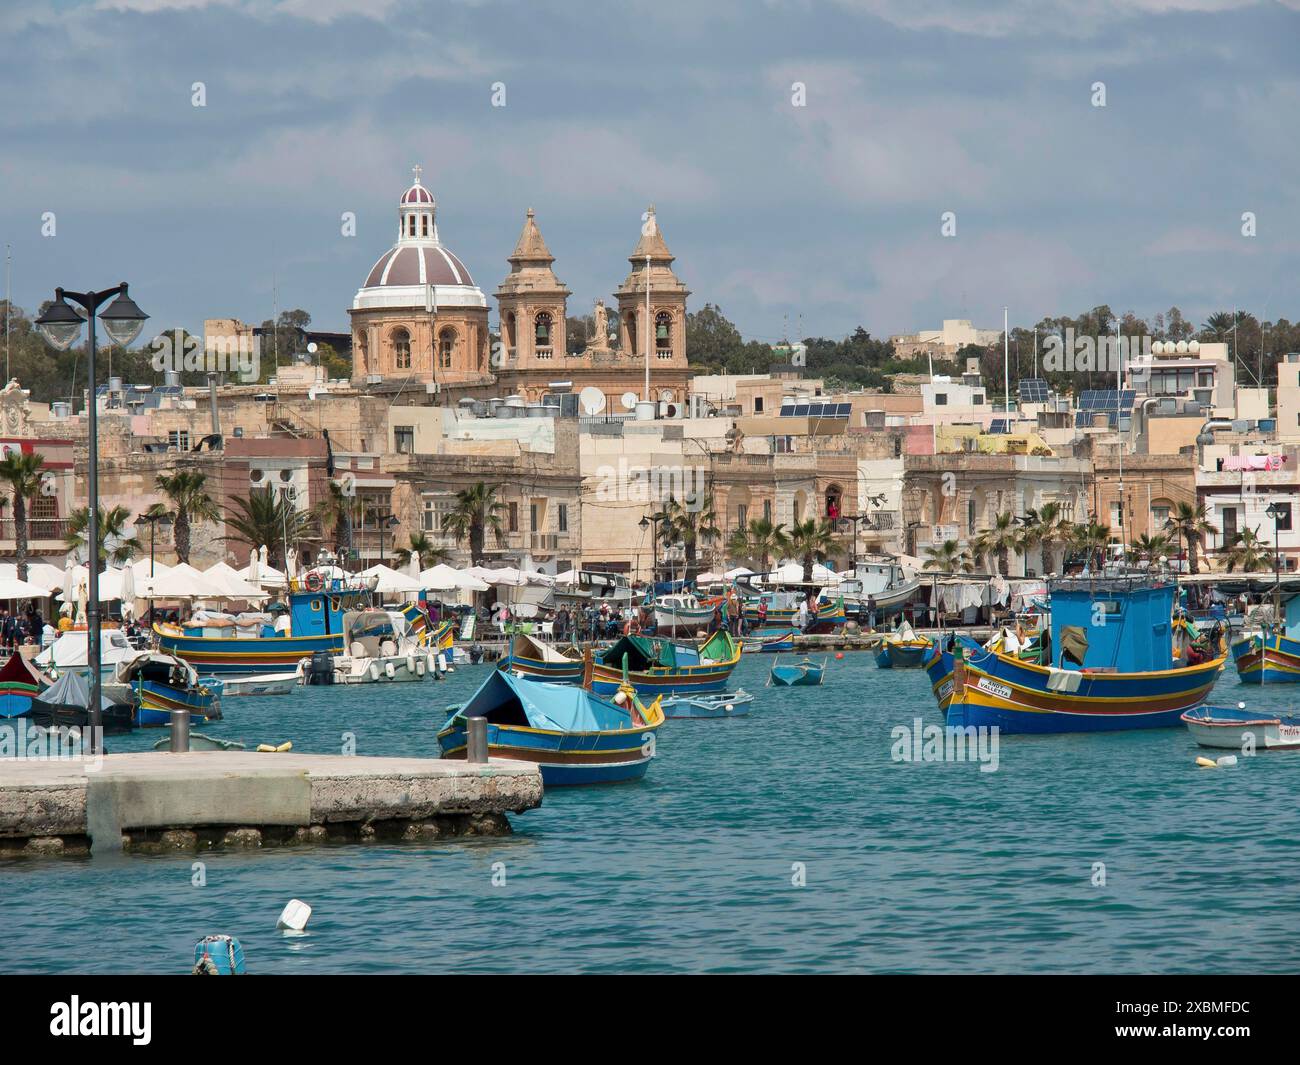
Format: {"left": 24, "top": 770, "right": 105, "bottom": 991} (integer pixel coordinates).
{"left": 660, "top": 689, "right": 753, "bottom": 719}
{"left": 806, "top": 597, "right": 846, "bottom": 633}
{"left": 117, "top": 651, "right": 221, "bottom": 727}
{"left": 1229, "top": 593, "right": 1300, "bottom": 684}
{"left": 437, "top": 669, "right": 664, "bottom": 785}
{"left": 740, "top": 589, "right": 800, "bottom": 629}
{"left": 587, "top": 630, "right": 741, "bottom": 697}
{"left": 1181, "top": 704, "right": 1300, "bottom": 750}
{"left": 742, "top": 628, "right": 797, "bottom": 653}
{"left": 156, "top": 576, "right": 374, "bottom": 674}
{"left": 768, "top": 656, "right": 827, "bottom": 687}
{"left": 947, "top": 578, "right": 1226, "bottom": 734}
{"left": 875, "top": 622, "right": 932, "bottom": 668}
{"left": 499, "top": 632, "right": 583, "bottom": 684}
{"left": 924, "top": 629, "right": 1040, "bottom": 716}
{"left": 0, "top": 653, "right": 42, "bottom": 718}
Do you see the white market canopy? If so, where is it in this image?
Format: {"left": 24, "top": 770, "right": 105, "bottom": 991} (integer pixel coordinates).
{"left": 360, "top": 564, "right": 424, "bottom": 595}
{"left": 0, "top": 575, "right": 54, "bottom": 599}
{"left": 768, "top": 561, "right": 844, "bottom": 585}
{"left": 418, "top": 564, "right": 489, "bottom": 592}
{"left": 0, "top": 563, "right": 66, "bottom": 592}
{"left": 143, "top": 562, "right": 226, "bottom": 599}
{"left": 202, "top": 561, "right": 271, "bottom": 599}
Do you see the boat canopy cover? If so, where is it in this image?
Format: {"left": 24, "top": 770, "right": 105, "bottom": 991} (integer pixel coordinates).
{"left": 34, "top": 669, "right": 116, "bottom": 712}
{"left": 600, "top": 635, "right": 679, "bottom": 670}
{"left": 510, "top": 633, "right": 575, "bottom": 664}
{"left": 0, "top": 652, "right": 41, "bottom": 689}
{"left": 699, "top": 630, "right": 738, "bottom": 663}
{"left": 458, "top": 670, "right": 633, "bottom": 732}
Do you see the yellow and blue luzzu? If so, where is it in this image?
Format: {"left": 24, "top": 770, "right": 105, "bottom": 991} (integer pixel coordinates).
{"left": 587, "top": 631, "right": 740, "bottom": 697}
{"left": 437, "top": 669, "right": 664, "bottom": 785}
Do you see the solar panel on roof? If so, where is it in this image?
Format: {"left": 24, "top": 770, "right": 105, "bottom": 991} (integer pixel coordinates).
{"left": 793, "top": 404, "right": 809, "bottom": 416}
{"left": 1018, "top": 378, "right": 1049, "bottom": 402}
{"left": 988, "top": 419, "right": 1009, "bottom": 434}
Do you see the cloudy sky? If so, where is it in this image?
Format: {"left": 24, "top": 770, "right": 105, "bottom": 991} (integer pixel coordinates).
{"left": 3, "top": 0, "right": 1298, "bottom": 345}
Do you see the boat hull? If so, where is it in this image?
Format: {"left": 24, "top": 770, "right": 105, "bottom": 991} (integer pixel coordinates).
{"left": 220, "top": 673, "right": 297, "bottom": 697}
{"left": 948, "top": 647, "right": 1225, "bottom": 734}
{"left": 157, "top": 626, "right": 344, "bottom": 675}
{"left": 437, "top": 719, "right": 657, "bottom": 785}
{"left": 1181, "top": 705, "right": 1300, "bottom": 750}
{"left": 653, "top": 606, "right": 715, "bottom": 632}
{"left": 661, "top": 691, "right": 753, "bottom": 719}
{"left": 1231, "top": 632, "right": 1300, "bottom": 684}
{"left": 923, "top": 642, "right": 956, "bottom": 712}
{"left": 135, "top": 680, "right": 221, "bottom": 727}
{"left": 769, "top": 658, "right": 825, "bottom": 686}
{"left": 499, "top": 653, "right": 582, "bottom": 684}
{"left": 742, "top": 629, "right": 796, "bottom": 653}
{"left": 876, "top": 639, "right": 930, "bottom": 669}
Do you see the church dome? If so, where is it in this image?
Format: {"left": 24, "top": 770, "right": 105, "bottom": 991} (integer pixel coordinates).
{"left": 353, "top": 166, "right": 487, "bottom": 312}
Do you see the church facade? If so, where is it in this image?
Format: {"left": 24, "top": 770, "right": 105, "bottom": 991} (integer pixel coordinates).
{"left": 349, "top": 170, "right": 692, "bottom": 414}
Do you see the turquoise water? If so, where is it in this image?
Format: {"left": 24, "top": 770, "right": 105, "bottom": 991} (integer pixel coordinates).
{"left": 3, "top": 653, "right": 1300, "bottom": 974}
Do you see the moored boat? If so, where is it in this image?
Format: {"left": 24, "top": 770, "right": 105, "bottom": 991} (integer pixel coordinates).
{"left": 28, "top": 670, "right": 135, "bottom": 734}
{"left": 875, "top": 622, "right": 932, "bottom": 668}
{"left": 587, "top": 630, "right": 741, "bottom": 697}
{"left": 219, "top": 672, "right": 297, "bottom": 697}
{"left": 660, "top": 689, "right": 753, "bottom": 719}
{"left": 117, "top": 651, "right": 221, "bottom": 727}
{"left": 948, "top": 578, "right": 1226, "bottom": 734}
{"left": 742, "top": 628, "right": 797, "bottom": 653}
{"left": 499, "top": 632, "right": 583, "bottom": 684}
{"left": 1231, "top": 630, "right": 1300, "bottom": 684}
{"left": 437, "top": 669, "right": 664, "bottom": 785}
{"left": 652, "top": 593, "right": 717, "bottom": 634}
{"left": 1181, "top": 704, "right": 1300, "bottom": 750}
{"left": 768, "top": 656, "right": 827, "bottom": 686}
{"left": 0, "top": 652, "right": 42, "bottom": 718}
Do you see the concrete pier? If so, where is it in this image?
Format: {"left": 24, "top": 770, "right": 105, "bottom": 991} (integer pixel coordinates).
{"left": 0, "top": 752, "right": 543, "bottom": 856}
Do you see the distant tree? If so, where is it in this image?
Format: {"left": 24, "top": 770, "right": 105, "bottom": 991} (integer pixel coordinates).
{"left": 155, "top": 469, "right": 220, "bottom": 564}
{"left": 725, "top": 518, "right": 788, "bottom": 572}
{"left": 394, "top": 531, "right": 450, "bottom": 571}
{"left": 66, "top": 504, "right": 137, "bottom": 565}
{"left": 0, "top": 451, "right": 46, "bottom": 581}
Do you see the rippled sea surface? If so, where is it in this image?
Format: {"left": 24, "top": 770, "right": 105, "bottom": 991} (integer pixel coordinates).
{"left": 3, "top": 652, "right": 1300, "bottom": 974}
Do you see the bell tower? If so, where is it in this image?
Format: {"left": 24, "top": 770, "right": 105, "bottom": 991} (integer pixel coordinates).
{"left": 614, "top": 205, "right": 689, "bottom": 370}
{"left": 494, "top": 208, "right": 570, "bottom": 369}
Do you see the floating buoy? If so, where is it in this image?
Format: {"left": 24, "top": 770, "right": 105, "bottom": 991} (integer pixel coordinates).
{"left": 255, "top": 741, "right": 293, "bottom": 753}
{"left": 192, "top": 934, "right": 245, "bottom": 975}
{"left": 1196, "top": 756, "right": 1218, "bottom": 768}
{"left": 724, "top": 703, "right": 734, "bottom": 712}
{"left": 834, "top": 652, "right": 844, "bottom": 660}
{"left": 276, "top": 898, "right": 312, "bottom": 933}
{"left": 384, "top": 661, "right": 396, "bottom": 679}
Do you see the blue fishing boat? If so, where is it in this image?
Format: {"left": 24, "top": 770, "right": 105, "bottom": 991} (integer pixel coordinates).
{"left": 117, "top": 651, "right": 221, "bottom": 727}
{"left": 0, "top": 652, "right": 42, "bottom": 718}
{"left": 742, "top": 628, "right": 797, "bottom": 653}
{"left": 437, "top": 669, "right": 664, "bottom": 785}
{"left": 499, "top": 632, "right": 583, "bottom": 684}
{"left": 875, "top": 622, "right": 932, "bottom": 668}
{"left": 948, "top": 578, "right": 1226, "bottom": 734}
{"left": 660, "top": 689, "right": 753, "bottom": 719}
{"left": 768, "top": 656, "right": 827, "bottom": 686}
{"left": 1230, "top": 596, "right": 1300, "bottom": 683}
{"left": 924, "top": 628, "right": 1041, "bottom": 716}
{"left": 587, "top": 630, "right": 741, "bottom": 697}
{"left": 156, "top": 576, "right": 373, "bottom": 675}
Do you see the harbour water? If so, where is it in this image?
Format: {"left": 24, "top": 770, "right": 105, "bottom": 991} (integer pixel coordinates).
{"left": 3, "top": 652, "right": 1299, "bottom": 974}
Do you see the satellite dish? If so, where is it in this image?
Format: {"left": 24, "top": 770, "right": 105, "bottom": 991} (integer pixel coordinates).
{"left": 621, "top": 391, "right": 638, "bottom": 411}
{"left": 307, "top": 342, "right": 318, "bottom": 354}
{"left": 578, "top": 387, "right": 606, "bottom": 415}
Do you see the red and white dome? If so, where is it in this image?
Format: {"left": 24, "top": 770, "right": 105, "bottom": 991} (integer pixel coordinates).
{"left": 353, "top": 166, "right": 486, "bottom": 312}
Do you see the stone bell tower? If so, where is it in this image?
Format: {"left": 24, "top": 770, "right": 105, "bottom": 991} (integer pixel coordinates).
{"left": 614, "top": 205, "right": 689, "bottom": 370}
{"left": 494, "top": 208, "right": 570, "bottom": 369}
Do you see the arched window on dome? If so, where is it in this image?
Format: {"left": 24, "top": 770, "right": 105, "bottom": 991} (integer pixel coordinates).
{"left": 656, "top": 312, "right": 673, "bottom": 360}
{"left": 392, "top": 328, "right": 411, "bottom": 370}
{"left": 534, "top": 312, "right": 553, "bottom": 360}
{"left": 439, "top": 327, "right": 456, "bottom": 369}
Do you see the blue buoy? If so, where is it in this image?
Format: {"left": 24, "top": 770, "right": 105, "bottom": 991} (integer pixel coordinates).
{"left": 193, "top": 934, "right": 246, "bottom": 975}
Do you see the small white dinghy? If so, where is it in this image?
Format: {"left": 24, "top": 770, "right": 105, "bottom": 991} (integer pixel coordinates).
{"left": 1181, "top": 703, "right": 1300, "bottom": 751}
{"left": 222, "top": 672, "right": 297, "bottom": 697}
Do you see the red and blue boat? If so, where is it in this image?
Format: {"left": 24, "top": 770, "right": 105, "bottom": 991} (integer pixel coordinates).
{"left": 437, "top": 669, "right": 664, "bottom": 785}
{"left": 1231, "top": 631, "right": 1300, "bottom": 684}
{"left": 587, "top": 630, "right": 740, "bottom": 697}
{"left": 947, "top": 578, "right": 1225, "bottom": 734}
{"left": 117, "top": 651, "right": 221, "bottom": 727}
{"left": 0, "top": 652, "right": 42, "bottom": 719}
{"left": 157, "top": 577, "right": 373, "bottom": 675}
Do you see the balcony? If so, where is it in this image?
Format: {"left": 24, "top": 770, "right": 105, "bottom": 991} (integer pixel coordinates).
{"left": 535, "top": 347, "right": 553, "bottom": 361}
{"left": 863, "top": 510, "right": 900, "bottom": 532}
{"left": 0, "top": 518, "right": 69, "bottom": 547}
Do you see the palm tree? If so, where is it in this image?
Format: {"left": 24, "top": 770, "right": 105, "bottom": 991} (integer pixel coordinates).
{"left": 725, "top": 517, "right": 788, "bottom": 572}
{"left": 1022, "top": 502, "right": 1072, "bottom": 575}
{"left": 1165, "top": 500, "right": 1213, "bottom": 575}
{"left": 1129, "top": 532, "right": 1172, "bottom": 566}
{"left": 154, "top": 469, "right": 220, "bottom": 564}
{"left": 65, "top": 504, "right": 138, "bottom": 565}
{"left": 660, "top": 493, "right": 721, "bottom": 575}
{"left": 223, "top": 489, "right": 314, "bottom": 570}
{"left": 1070, "top": 521, "right": 1113, "bottom": 571}
{"left": 923, "top": 539, "right": 963, "bottom": 571}
{"left": 312, "top": 479, "right": 362, "bottom": 555}
{"left": 442, "top": 482, "right": 506, "bottom": 562}
{"left": 394, "top": 531, "right": 450, "bottom": 571}
{"left": 785, "top": 518, "right": 837, "bottom": 582}
{"left": 1222, "top": 527, "right": 1273, "bottom": 573}
{"left": 976, "top": 511, "right": 1019, "bottom": 576}
{"left": 0, "top": 450, "right": 45, "bottom": 581}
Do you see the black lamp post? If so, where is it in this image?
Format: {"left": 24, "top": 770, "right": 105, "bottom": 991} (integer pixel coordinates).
{"left": 639, "top": 511, "right": 666, "bottom": 585}
{"left": 378, "top": 513, "right": 400, "bottom": 566}
{"left": 36, "top": 284, "right": 148, "bottom": 753}
{"left": 837, "top": 514, "right": 863, "bottom": 567}
{"left": 137, "top": 509, "right": 172, "bottom": 627}
{"left": 1266, "top": 500, "right": 1287, "bottom": 621}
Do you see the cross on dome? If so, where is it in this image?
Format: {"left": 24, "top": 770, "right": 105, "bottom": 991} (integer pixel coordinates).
{"left": 412, "top": 164, "right": 423, "bottom": 186}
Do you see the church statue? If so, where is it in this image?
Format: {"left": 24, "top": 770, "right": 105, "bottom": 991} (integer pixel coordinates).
{"left": 588, "top": 299, "right": 612, "bottom": 352}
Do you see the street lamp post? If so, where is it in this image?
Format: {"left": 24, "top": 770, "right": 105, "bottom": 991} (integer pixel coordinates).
{"left": 378, "top": 513, "right": 400, "bottom": 566}
{"left": 137, "top": 509, "right": 172, "bottom": 627}
{"left": 1266, "top": 500, "right": 1287, "bottom": 623}
{"left": 639, "top": 512, "right": 666, "bottom": 585}
{"left": 837, "top": 514, "right": 863, "bottom": 568}
{"left": 36, "top": 284, "right": 148, "bottom": 754}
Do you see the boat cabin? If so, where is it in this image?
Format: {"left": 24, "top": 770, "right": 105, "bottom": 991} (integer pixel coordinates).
{"left": 1047, "top": 579, "right": 1176, "bottom": 672}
